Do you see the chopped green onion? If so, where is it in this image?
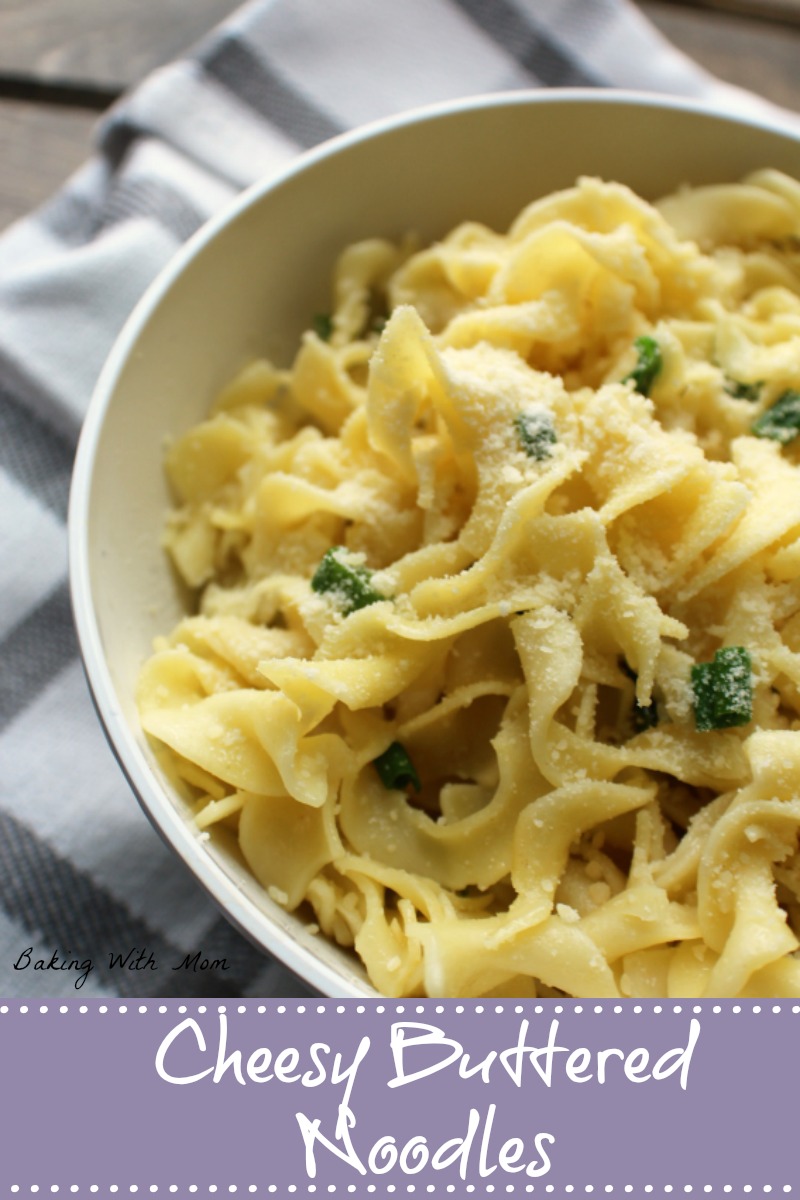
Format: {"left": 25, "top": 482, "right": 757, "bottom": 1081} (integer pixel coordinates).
{"left": 691, "top": 647, "right": 752, "bottom": 732}
{"left": 312, "top": 312, "right": 333, "bottom": 341}
{"left": 624, "top": 335, "right": 662, "bottom": 396}
{"left": 311, "top": 547, "right": 385, "bottom": 614}
{"left": 724, "top": 378, "right": 761, "bottom": 402}
{"left": 751, "top": 389, "right": 800, "bottom": 445}
{"left": 620, "top": 660, "right": 658, "bottom": 733}
{"left": 373, "top": 742, "right": 421, "bottom": 792}
{"left": 515, "top": 411, "right": 557, "bottom": 461}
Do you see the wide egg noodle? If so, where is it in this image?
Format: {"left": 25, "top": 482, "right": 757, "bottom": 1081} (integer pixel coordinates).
{"left": 139, "top": 172, "right": 800, "bottom": 997}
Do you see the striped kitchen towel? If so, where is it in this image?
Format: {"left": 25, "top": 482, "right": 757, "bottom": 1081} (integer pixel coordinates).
{"left": 0, "top": 0, "right": 795, "bottom": 998}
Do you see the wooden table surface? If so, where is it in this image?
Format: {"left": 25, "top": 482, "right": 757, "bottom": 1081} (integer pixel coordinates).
{"left": 0, "top": 0, "right": 799, "bottom": 236}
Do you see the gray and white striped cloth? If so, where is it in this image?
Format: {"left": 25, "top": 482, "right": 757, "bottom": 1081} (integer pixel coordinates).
{"left": 0, "top": 0, "right": 795, "bottom": 999}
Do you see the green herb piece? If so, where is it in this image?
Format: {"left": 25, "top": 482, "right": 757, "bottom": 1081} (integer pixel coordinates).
{"left": 373, "top": 742, "right": 421, "bottom": 792}
{"left": 311, "top": 547, "right": 385, "bottom": 615}
{"left": 312, "top": 312, "right": 333, "bottom": 341}
{"left": 624, "top": 335, "right": 663, "bottom": 396}
{"left": 620, "top": 660, "right": 658, "bottom": 733}
{"left": 370, "top": 315, "right": 387, "bottom": 335}
{"left": 724, "top": 378, "right": 762, "bottom": 402}
{"left": 691, "top": 646, "right": 753, "bottom": 732}
{"left": 515, "top": 411, "right": 557, "bottom": 461}
{"left": 751, "top": 389, "right": 800, "bottom": 445}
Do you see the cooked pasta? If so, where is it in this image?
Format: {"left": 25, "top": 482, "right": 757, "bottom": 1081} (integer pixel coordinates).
{"left": 138, "top": 171, "right": 800, "bottom": 998}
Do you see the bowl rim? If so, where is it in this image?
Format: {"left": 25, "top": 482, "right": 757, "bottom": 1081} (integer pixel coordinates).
{"left": 67, "top": 86, "right": 800, "bottom": 997}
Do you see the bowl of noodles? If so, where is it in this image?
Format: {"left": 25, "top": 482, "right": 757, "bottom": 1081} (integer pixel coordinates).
{"left": 70, "top": 89, "right": 800, "bottom": 999}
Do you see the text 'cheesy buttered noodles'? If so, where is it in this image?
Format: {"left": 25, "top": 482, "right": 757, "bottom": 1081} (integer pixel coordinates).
{"left": 139, "top": 171, "right": 800, "bottom": 998}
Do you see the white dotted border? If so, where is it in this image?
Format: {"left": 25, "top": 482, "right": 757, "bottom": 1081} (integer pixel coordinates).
{"left": 1, "top": 1002, "right": 798, "bottom": 1016}
{"left": 5, "top": 1186, "right": 795, "bottom": 1195}
{"left": 3, "top": 1001, "right": 794, "bottom": 1195}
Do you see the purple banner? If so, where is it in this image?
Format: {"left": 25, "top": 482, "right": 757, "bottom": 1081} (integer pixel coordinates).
{"left": 0, "top": 999, "right": 796, "bottom": 1195}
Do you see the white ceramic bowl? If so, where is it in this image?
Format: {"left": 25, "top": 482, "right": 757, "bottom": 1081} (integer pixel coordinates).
{"left": 69, "top": 89, "right": 800, "bottom": 997}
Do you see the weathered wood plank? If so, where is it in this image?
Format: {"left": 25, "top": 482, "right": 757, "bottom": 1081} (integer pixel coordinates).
{"left": 0, "top": 0, "right": 242, "bottom": 90}
{"left": 0, "top": 0, "right": 242, "bottom": 234}
{"left": 0, "top": 98, "right": 97, "bottom": 232}
{"left": 657, "top": 0, "right": 800, "bottom": 25}
{"left": 638, "top": 0, "right": 800, "bottom": 111}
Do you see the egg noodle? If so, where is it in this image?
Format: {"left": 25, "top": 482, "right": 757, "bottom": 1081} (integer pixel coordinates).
{"left": 138, "top": 172, "right": 800, "bottom": 998}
